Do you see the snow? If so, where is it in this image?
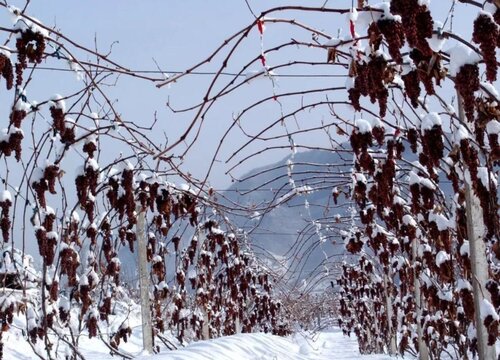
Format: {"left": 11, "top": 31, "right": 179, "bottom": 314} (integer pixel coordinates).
{"left": 480, "top": 82, "right": 500, "bottom": 101}
{"left": 368, "top": 117, "right": 382, "bottom": 129}
{"left": 324, "top": 38, "right": 342, "bottom": 47}
{"left": 356, "top": 2, "right": 401, "bottom": 29}
{"left": 355, "top": 119, "right": 372, "bottom": 133}
{"left": 418, "top": 243, "right": 432, "bottom": 258}
{"left": 0, "top": 189, "right": 11, "bottom": 202}
{"left": 50, "top": 94, "right": 66, "bottom": 112}
{"left": 448, "top": 44, "right": 481, "bottom": 77}
{"left": 68, "top": 58, "right": 84, "bottom": 81}
{"left": 1, "top": 325, "right": 391, "bottom": 359}
{"left": 295, "top": 185, "right": 314, "bottom": 195}
{"left": 353, "top": 172, "right": 367, "bottom": 184}
{"left": 486, "top": 120, "right": 500, "bottom": 136}
{"left": 421, "top": 112, "right": 441, "bottom": 131}
{"left": 152, "top": 255, "right": 163, "bottom": 264}
{"left": 436, "top": 250, "right": 450, "bottom": 266}
{"left": 135, "top": 329, "right": 394, "bottom": 360}
{"left": 457, "top": 279, "right": 473, "bottom": 292}
{"left": 429, "top": 212, "right": 450, "bottom": 231}
{"left": 420, "top": 177, "right": 435, "bottom": 190}
{"left": 179, "top": 183, "right": 190, "bottom": 191}
{"left": 437, "top": 288, "right": 453, "bottom": 302}
{"left": 86, "top": 158, "right": 100, "bottom": 171}
{"left": 276, "top": 185, "right": 314, "bottom": 204}
{"left": 393, "top": 195, "right": 406, "bottom": 205}
{"left": 401, "top": 55, "right": 415, "bottom": 75}
{"left": 478, "top": 167, "right": 497, "bottom": 188}
{"left": 454, "top": 124, "right": 469, "bottom": 143}
{"left": 428, "top": 21, "right": 446, "bottom": 52}
{"left": 460, "top": 241, "right": 470, "bottom": 257}
{"left": 374, "top": 49, "right": 390, "bottom": 61}
{"left": 14, "top": 95, "right": 30, "bottom": 112}
{"left": 402, "top": 214, "right": 417, "bottom": 227}
{"left": 0, "top": 46, "right": 11, "bottom": 59}
{"left": 12, "top": 12, "right": 50, "bottom": 37}
{"left": 349, "top": 8, "right": 359, "bottom": 22}
{"left": 71, "top": 211, "right": 80, "bottom": 223}
{"left": 409, "top": 171, "right": 421, "bottom": 186}
{"left": 480, "top": 299, "right": 499, "bottom": 321}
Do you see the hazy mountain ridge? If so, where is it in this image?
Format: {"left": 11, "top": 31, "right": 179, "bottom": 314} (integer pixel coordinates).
{"left": 223, "top": 148, "right": 353, "bottom": 279}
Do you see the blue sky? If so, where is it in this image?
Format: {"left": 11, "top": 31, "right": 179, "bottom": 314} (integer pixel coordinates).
{"left": 0, "top": 0, "right": 480, "bottom": 190}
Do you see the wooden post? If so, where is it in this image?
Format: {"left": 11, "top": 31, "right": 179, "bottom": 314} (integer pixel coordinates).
{"left": 457, "top": 93, "right": 496, "bottom": 359}
{"left": 465, "top": 183, "right": 496, "bottom": 359}
{"left": 412, "top": 237, "right": 429, "bottom": 360}
{"left": 137, "top": 207, "right": 153, "bottom": 353}
{"left": 383, "top": 273, "right": 397, "bottom": 355}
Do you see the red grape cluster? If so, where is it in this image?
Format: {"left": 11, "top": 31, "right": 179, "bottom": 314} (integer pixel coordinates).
{"left": 390, "top": 0, "right": 433, "bottom": 56}
{"left": 473, "top": 14, "right": 498, "bottom": 82}
{"left": 0, "top": 197, "right": 11, "bottom": 243}
{"left": 377, "top": 19, "right": 405, "bottom": 64}
{"left": 348, "top": 55, "right": 391, "bottom": 117}
{"left": 15, "top": 29, "right": 45, "bottom": 85}
{"left": 455, "top": 64, "right": 480, "bottom": 121}
{"left": 0, "top": 55, "right": 13, "bottom": 90}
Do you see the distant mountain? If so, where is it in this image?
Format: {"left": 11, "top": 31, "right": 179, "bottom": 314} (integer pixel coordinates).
{"left": 221, "top": 136, "right": 464, "bottom": 287}
{"left": 221, "top": 147, "right": 354, "bottom": 286}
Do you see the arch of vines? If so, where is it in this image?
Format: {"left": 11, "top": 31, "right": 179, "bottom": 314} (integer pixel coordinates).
{"left": 0, "top": 3, "right": 293, "bottom": 360}
{"left": 151, "top": 0, "right": 500, "bottom": 359}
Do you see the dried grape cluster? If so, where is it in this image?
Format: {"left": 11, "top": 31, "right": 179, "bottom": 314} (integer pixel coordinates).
{"left": 411, "top": 49, "right": 444, "bottom": 96}
{"left": 455, "top": 64, "right": 480, "bottom": 121}
{"left": 35, "top": 211, "right": 57, "bottom": 266}
{"left": 338, "top": 259, "right": 391, "bottom": 354}
{"left": 473, "top": 13, "right": 498, "bottom": 82}
{"left": 110, "top": 324, "right": 132, "bottom": 349}
{"left": 390, "top": 0, "right": 433, "bottom": 56}
{"left": 15, "top": 29, "right": 45, "bottom": 85}
{"left": 0, "top": 106, "right": 29, "bottom": 161}
{"left": 376, "top": 19, "right": 405, "bottom": 64}
{"left": 348, "top": 55, "right": 393, "bottom": 117}
{"left": 0, "top": 55, "right": 13, "bottom": 90}
{"left": 422, "top": 128, "right": 444, "bottom": 172}
{"left": 75, "top": 162, "right": 99, "bottom": 222}
{"left": 32, "top": 164, "right": 60, "bottom": 211}
{"left": 49, "top": 102, "right": 76, "bottom": 145}
{"left": 401, "top": 70, "right": 420, "bottom": 108}
{"left": 159, "top": 218, "right": 290, "bottom": 343}
{"left": 0, "top": 197, "right": 11, "bottom": 243}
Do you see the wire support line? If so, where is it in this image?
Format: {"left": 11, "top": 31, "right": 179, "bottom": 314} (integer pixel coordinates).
{"left": 27, "top": 66, "right": 349, "bottom": 78}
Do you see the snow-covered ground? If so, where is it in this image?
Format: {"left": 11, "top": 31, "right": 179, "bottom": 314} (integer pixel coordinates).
{"left": 138, "top": 329, "right": 394, "bottom": 360}
{"left": 4, "top": 322, "right": 395, "bottom": 360}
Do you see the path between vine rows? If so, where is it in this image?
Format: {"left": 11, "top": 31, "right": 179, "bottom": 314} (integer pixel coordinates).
{"left": 134, "top": 328, "right": 394, "bottom": 360}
